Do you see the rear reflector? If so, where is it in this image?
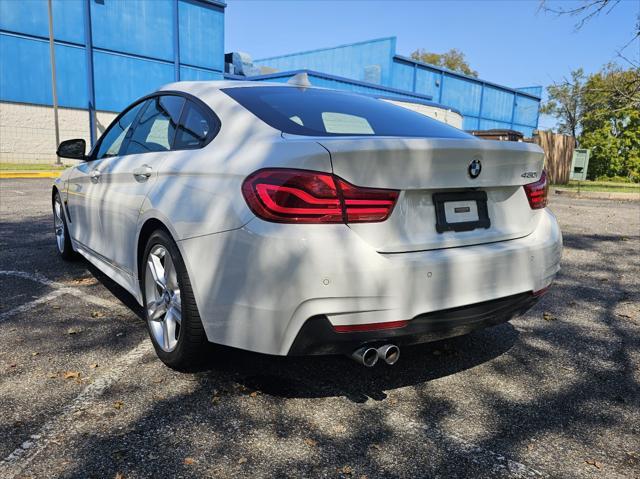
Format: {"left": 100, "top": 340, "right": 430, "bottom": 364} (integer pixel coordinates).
{"left": 242, "top": 168, "right": 398, "bottom": 224}
{"left": 333, "top": 320, "right": 408, "bottom": 333}
{"left": 523, "top": 169, "right": 548, "bottom": 209}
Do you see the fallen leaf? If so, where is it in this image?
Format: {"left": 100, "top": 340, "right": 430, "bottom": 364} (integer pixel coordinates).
{"left": 543, "top": 312, "right": 556, "bottom": 321}
{"left": 113, "top": 400, "right": 124, "bottom": 410}
{"left": 585, "top": 459, "right": 602, "bottom": 469}
{"left": 337, "top": 465, "right": 353, "bottom": 475}
{"left": 237, "top": 457, "right": 247, "bottom": 464}
{"left": 304, "top": 438, "right": 318, "bottom": 447}
{"left": 184, "top": 457, "right": 196, "bottom": 465}
{"left": 32, "top": 352, "right": 40, "bottom": 357}
{"left": 72, "top": 277, "right": 98, "bottom": 286}
{"left": 89, "top": 363, "right": 99, "bottom": 369}
{"left": 63, "top": 371, "right": 80, "bottom": 379}
{"left": 90, "top": 311, "right": 105, "bottom": 319}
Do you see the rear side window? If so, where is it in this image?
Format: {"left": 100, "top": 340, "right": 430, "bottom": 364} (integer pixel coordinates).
{"left": 125, "top": 95, "right": 185, "bottom": 155}
{"left": 222, "top": 86, "right": 472, "bottom": 139}
{"left": 174, "top": 101, "right": 213, "bottom": 150}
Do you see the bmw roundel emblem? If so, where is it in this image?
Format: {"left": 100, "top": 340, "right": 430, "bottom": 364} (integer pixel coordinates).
{"left": 468, "top": 158, "right": 482, "bottom": 179}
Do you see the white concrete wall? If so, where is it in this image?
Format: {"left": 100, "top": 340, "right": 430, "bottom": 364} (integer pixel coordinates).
{"left": 0, "top": 101, "right": 117, "bottom": 164}
{"left": 382, "top": 99, "right": 464, "bottom": 129}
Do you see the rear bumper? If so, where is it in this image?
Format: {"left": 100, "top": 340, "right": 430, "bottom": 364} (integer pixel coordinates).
{"left": 179, "top": 208, "right": 562, "bottom": 356}
{"left": 289, "top": 291, "right": 540, "bottom": 355}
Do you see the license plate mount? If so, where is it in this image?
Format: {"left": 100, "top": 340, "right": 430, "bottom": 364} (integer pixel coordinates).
{"left": 433, "top": 191, "right": 491, "bottom": 233}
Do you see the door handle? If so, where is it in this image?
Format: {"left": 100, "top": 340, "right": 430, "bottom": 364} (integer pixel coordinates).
{"left": 90, "top": 169, "right": 101, "bottom": 183}
{"left": 133, "top": 164, "right": 153, "bottom": 182}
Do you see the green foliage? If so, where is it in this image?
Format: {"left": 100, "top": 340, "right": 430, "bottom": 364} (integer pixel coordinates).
{"left": 595, "top": 175, "right": 635, "bottom": 183}
{"left": 543, "top": 64, "right": 640, "bottom": 182}
{"left": 410, "top": 48, "right": 478, "bottom": 77}
{"left": 579, "top": 65, "right": 640, "bottom": 181}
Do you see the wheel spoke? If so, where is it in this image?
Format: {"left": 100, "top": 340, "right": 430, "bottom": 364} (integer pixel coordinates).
{"left": 165, "top": 309, "right": 178, "bottom": 345}
{"left": 147, "top": 298, "right": 166, "bottom": 321}
{"left": 169, "top": 302, "right": 181, "bottom": 325}
{"left": 147, "top": 254, "right": 166, "bottom": 290}
{"left": 164, "top": 254, "right": 178, "bottom": 291}
{"left": 162, "top": 317, "right": 170, "bottom": 350}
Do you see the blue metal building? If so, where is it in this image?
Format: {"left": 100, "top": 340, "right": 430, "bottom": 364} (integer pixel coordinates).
{"left": 255, "top": 37, "right": 542, "bottom": 136}
{"left": 0, "top": 0, "right": 225, "bottom": 143}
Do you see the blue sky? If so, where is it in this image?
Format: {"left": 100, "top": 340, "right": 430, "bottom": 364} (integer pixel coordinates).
{"left": 225, "top": 0, "right": 639, "bottom": 130}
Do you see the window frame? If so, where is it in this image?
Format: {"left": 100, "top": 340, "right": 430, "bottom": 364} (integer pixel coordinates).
{"left": 88, "top": 90, "right": 221, "bottom": 161}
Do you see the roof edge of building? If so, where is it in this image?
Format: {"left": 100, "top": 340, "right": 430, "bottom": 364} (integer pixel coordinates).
{"left": 393, "top": 54, "right": 542, "bottom": 100}
{"left": 254, "top": 36, "right": 397, "bottom": 62}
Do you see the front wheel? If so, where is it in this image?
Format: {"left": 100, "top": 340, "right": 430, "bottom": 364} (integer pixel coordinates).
{"left": 142, "top": 230, "right": 208, "bottom": 370}
{"left": 53, "top": 191, "right": 75, "bottom": 260}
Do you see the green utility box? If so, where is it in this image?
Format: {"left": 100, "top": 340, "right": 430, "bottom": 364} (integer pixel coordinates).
{"left": 570, "top": 149, "right": 591, "bottom": 181}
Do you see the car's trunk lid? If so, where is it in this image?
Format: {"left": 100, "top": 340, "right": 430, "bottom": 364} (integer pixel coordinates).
{"left": 315, "top": 136, "right": 545, "bottom": 253}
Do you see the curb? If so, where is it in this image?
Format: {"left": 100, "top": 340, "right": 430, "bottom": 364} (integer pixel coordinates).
{"left": 554, "top": 188, "right": 640, "bottom": 202}
{"left": 0, "top": 171, "right": 61, "bottom": 179}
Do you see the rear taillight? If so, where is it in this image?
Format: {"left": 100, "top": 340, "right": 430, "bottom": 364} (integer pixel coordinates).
{"left": 523, "top": 169, "right": 548, "bottom": 209}
{"left": 242, "top": 168, "right": 399, "bottom": 224}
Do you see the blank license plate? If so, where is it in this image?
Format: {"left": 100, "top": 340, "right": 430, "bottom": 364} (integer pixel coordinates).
{"left": 433, "top": 191, "right": 491, "bottom": 233}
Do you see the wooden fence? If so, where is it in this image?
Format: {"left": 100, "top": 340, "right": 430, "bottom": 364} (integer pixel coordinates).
{"left": 532, "top": 131, "right": 575, "bottom": 184}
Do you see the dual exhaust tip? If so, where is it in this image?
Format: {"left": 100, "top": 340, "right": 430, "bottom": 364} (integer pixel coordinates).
{"left": 351, "top": 344, "right": 400, "bottom": 367}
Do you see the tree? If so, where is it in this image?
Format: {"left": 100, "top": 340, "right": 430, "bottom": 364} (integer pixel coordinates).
{"left": 539, "top": 0, "right": 639, "bottom": 64}
{"left": 579, "top": 65, "right": 640, "bottom": 180}
{"left": 410, "top": 48, "right": 478, "bottom": 77}
{"left": 539, "top": 69, "right": 586, "bottom": 140}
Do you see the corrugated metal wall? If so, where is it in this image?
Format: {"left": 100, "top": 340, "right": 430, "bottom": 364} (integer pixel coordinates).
{"left": 0, "top": 0, "right": 224, "bottom": 113}
{"left": 256, "top": 37, "right": 397, "bottom": 87}
{"left": 255, "top": 38, "right": 541, "bottom": 136}
{"left": 242, "top": 71, "right": 442, "bottom": 104}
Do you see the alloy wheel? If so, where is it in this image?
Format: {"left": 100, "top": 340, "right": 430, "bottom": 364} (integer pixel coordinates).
{"left": 54, "top": 198, "right": 65, "bottom": 253}
{"left": 145, "top": 245, "right": 182, "bottom": 352}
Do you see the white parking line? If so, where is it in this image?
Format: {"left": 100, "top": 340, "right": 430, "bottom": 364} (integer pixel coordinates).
{"left": 386, "top": 410, "right": 544, "bottom": 478}
{"left": 0, "top": 340, "right": 153, "bottom": 478}
{"left": 0, "top": 270, "right": 130, "bottom": 323}
{"left": 0, "top": 269, "right": 149, "bottom": 477}
{"left": 0, "top": 289, "right": 66, "bottom": 323}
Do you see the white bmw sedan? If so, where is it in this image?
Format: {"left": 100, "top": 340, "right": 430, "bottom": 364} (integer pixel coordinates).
{"left": 53, "top": 81, "right": 562, "bottom": 369}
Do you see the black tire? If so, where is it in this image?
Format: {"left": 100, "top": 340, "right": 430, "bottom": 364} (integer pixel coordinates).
{"left": 53, "top": 190, "right": 76, "bottom": 260}
{"left": 141, "top": 229, "right": 208, "bottom": 370}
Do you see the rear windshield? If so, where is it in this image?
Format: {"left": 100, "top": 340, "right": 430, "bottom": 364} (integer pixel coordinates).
{"left": 222, "top": 86, "right": 473, "bottom": 139}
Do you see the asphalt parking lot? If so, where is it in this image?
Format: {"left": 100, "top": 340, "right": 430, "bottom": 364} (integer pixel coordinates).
{"left": 0, "top": 178, "right": 638, "bottom": 479}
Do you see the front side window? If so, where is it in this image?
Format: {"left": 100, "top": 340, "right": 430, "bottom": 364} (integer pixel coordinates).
{"left": 222, "top": 86, "right": 473, "bottom": 139}
{"left": 95, "top": 102, "right": 145, "bottom": 160}
{"left": 125, "top": 95, "right": 185, "bottom": 155}
{"left": 174, "top": 101, "right": 212, "bottom": 150}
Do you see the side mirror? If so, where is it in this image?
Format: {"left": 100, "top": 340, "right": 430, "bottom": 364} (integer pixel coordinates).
{"left": 56, "top": 139, "right": 86, "bottom": 160}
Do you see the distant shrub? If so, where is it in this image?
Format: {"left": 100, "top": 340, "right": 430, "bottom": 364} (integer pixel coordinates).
{"left": 595, "top": 175, "right": 636, "bottom": 183}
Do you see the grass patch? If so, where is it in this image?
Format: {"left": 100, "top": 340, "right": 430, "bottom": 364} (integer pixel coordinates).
{"left": 0, "top": 162, "right": 70, "bottom": 171}
{"left": 554, "top": 180, "right": 640, "bottom": 194}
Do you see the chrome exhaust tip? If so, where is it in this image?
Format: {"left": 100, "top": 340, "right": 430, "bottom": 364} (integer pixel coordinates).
{"left": 351, "top": 346, "right": 379, "bottom": 367}
{"left": 377, "top": 344, "right": 400, "bottom": 365}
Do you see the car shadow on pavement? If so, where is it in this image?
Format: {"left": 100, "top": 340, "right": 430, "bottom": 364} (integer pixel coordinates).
{"left": 194, "top": 323, "right": 519, "bottom": 403}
